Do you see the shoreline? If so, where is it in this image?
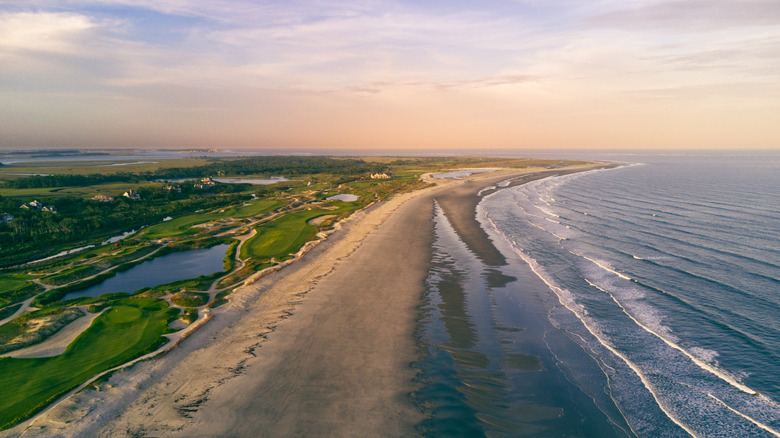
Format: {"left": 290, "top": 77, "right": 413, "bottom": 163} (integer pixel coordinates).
{"left": 6, "top": 163, "right": 608, "bottom": 437}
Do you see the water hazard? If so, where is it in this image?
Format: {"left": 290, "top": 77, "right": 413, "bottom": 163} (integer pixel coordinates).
{"left": 64, "top": 244, "right": 229, "bottom": 300}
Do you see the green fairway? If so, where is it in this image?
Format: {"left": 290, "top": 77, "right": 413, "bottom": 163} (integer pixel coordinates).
{"left": 0, "top": 298, "right": 176, "bottom": 430}
{"left": 241, "top": 202, "right": 361, "bottom": 261}
{"left": 220, "top": 199, "right": 283, "bottom": 218}
{"left": 241, "top": 209, "right": 327, "bottom": 260}
{"left": 141, "top": 199, "right": 283, "bottom": 240}
{"left": 142, "top": 214, "right": 211, "bottom": 239}
{"left": 0, "top": 274, "right": 42, "bottom": 308}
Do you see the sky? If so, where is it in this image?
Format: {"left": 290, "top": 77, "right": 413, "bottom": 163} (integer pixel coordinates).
{"left": 1, "top": 0, "right": 779, "bottom": 152}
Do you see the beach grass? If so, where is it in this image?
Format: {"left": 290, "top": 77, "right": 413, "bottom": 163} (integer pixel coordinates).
{"left": 0, "top": 297, "right": 176, "bottom": 430}
{"left": 170, "top": 292, "right": 208, "bottom": 307}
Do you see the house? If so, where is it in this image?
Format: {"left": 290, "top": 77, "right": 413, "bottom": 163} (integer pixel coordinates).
{"left": 93, "top": 194, "right": 114, "bottom": 202}
{"left": 194, "top": 177, "right": 216, "bottom": 189}
{"left": 370, "top": 172, "right": 393, "bottom": 179}
{"left": 1, "top": 213, "right": 14, "bottom": 223}
{"left": 163, "top": 185, "right": 181, "bottom": 193}
{"left": 19, "top": 200, "right": 57, "bottom": 213}
{"left": 20, "top": 200, "right": 43, "bottom": 210}
{"left": 123, "top": 190, "right": 141, "bottom": 200}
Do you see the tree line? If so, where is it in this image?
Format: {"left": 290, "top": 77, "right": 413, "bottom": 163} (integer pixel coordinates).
{"left": 0, "top": 186, "right": 249, "bottom": 268}
{"left": 1, "top": 156, "right": 386, "bottom": 189}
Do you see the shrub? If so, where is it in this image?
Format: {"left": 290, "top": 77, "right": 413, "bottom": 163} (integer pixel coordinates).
{"left": 170, "top": 292, "right": 208, "bottom": 307}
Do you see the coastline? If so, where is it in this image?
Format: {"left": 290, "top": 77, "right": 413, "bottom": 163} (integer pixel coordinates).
{"left": 6, "top": 164, "right": 607, "bottom": 437}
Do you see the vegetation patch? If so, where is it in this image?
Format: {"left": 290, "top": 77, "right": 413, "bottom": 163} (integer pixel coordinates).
{"left": 180, "top": 308, "right": 198, "bottom": 324}
{"left": 208, "top": 289, "right": 235, "bottom": 309}
{"left": 0, "top": 275, "right": 43, "bottom": 308}
{"left": 40, "top": 264, "right": 105, "bottom": 286}
{"left": 0, "top": 303, "right": 22, "bottom": 321}
{"left": 216, "top": 261, "right": 274, "bottom": 289}
{"left": 170, "top": 292, "right": 208, "bottom": 307}
{"left": 0, "top": 298, "right": 176, "bottom": 430}
{"left": 239, "top": 202, "right": 357, "bottom": 262}
{"left": 0, "top": 307, "right": 85, "bottom": 354}
{"left": 141, "top": 199, "right": 282, "bottom": 240}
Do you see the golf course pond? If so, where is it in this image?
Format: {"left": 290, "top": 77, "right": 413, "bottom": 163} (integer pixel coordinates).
{"left": 326, "top": 194, "right": 359, "bottom": 202}
{"left": 64, "top": 244, "right": 229, "bottom": 300}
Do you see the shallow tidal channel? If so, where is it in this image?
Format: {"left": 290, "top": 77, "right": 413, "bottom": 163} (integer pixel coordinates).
{"left": 411, "top": 203, "right": 633, "bottom": 437}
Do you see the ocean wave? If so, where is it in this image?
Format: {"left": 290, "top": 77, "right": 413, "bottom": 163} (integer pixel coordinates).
{"left": 477, "top": 167, "right": 780, "bottom": 437}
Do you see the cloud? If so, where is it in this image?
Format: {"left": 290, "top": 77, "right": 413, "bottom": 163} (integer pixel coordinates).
{"left": 586, "top": 0, "right": 780, "bottom": 31}
{"left": 2, "top": 1, "right": 779, "bottom": 150}
{"left": 0, "top": 11, "right": 97, "bottom": 54}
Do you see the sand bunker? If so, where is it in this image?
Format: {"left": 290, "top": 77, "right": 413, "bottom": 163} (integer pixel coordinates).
{"left": 1, "top": 309, "right": 104, "bottom": 359}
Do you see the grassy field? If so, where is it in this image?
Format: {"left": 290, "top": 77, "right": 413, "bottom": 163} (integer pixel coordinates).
{"left": 40, "top": 264, "right": 105, "bottom": 286}
{"left": 241, "top": 202, "right": 361, "bottom": 261}
{"left": 0, "top": 275, "right": 42, "bottom": 308}
{"left": 0, "top": 303, "right": 22, "bottom": 321}
{"left": 0, "top": 157, "right": 211, "bottom": 178}
{"left": 141, "top": 199, "right": 283, "bottom": 240}
{"left": 0, "top": 182, "right": 128, "bottom": 199}
{"left": 241, "top": 209, "right": 324, "bottom": 261}
{"left": 222, "top": 199, "right": 284, "bottom": 218}
{"left": 0, "top": 298, "right": 176, "bottom": 430}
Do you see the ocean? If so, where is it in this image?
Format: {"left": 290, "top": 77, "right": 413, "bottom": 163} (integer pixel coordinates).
{"left": 413, "top": 153, "right": 780, "bottom": 437}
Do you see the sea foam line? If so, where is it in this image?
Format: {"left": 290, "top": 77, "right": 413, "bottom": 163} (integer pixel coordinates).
{"left": 506, "top": 240, "right": 699, "bottom": 438}
{"left": 583, "top": 278, "right": 758, "bottom": 396}
{"left": 579, "top": 255, "right": 633, "bottom": 281}
{"left": 708, "top": 394, "right": 780, "bottom": 437}
{"left": 518, "top": 171, "right": 775, "bottom": 404}
{"left": 480, "top": 213, "right": 697, "bottom": 437}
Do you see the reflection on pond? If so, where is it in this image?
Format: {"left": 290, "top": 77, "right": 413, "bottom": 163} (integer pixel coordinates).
{"left": 64, "top": 244, "right": 229, "bottom": 300}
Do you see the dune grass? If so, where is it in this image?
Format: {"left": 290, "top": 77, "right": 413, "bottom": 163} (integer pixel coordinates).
{"left": 0, "top": 298, "right": 176, "bottom": 430}
{"left": 170, "top": 292, "right": 208, "bottom": 307}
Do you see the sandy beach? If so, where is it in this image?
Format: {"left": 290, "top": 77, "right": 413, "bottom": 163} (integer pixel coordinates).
{"left": 7, "top": 165, "right": 603, "bottom": 437}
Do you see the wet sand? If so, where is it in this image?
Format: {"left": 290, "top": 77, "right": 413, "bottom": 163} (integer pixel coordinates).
{"left": 9, "top": 164, "right": 604, "bottom": 437}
